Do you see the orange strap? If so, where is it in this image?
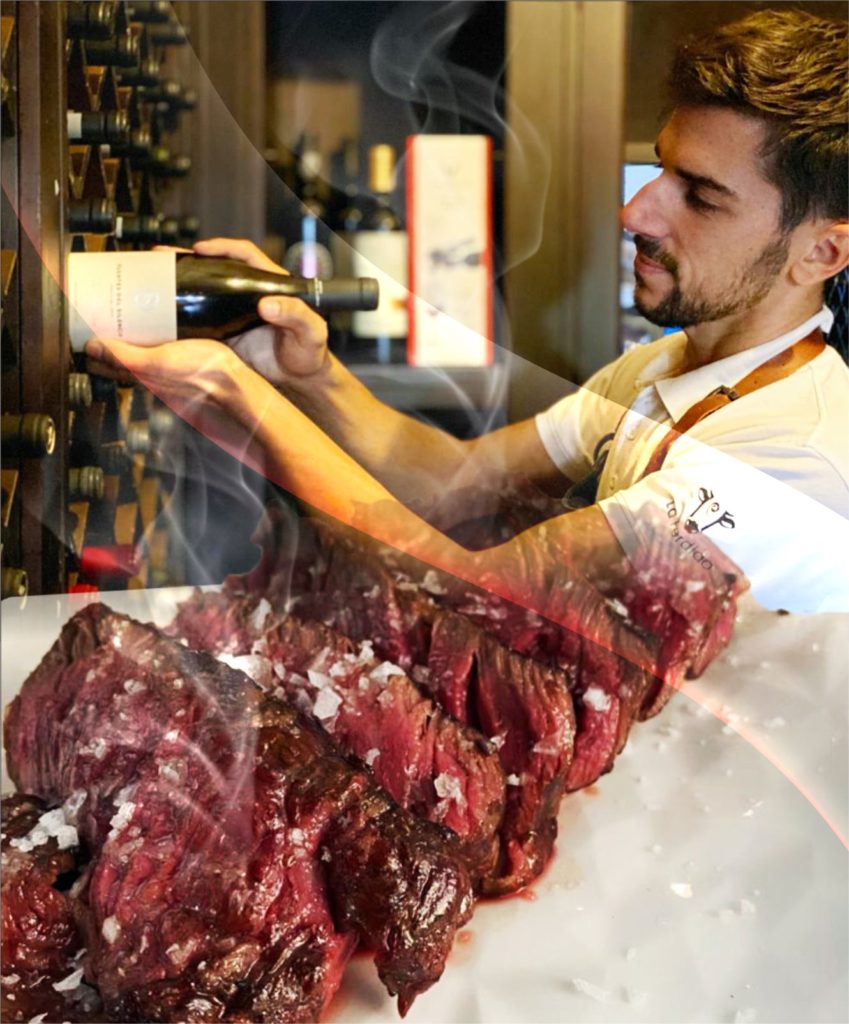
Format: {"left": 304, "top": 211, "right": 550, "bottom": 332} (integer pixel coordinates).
{"left": 641, "top": 329, "right": 826, "bottom": 479}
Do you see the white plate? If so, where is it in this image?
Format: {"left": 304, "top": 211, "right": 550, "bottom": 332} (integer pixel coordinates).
{"left": 2, "top": 589, "right": 847, "bottom": 1023}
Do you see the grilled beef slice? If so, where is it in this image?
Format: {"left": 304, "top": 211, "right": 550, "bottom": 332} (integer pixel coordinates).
{"left": 173, "top": 594, "right": 507, "bottom": 885}
{"left": 1, "top": 794, "right": 101, "bottom": 1023}
{"left": 4, "top": 605, "right": 473, "bottom": 1020}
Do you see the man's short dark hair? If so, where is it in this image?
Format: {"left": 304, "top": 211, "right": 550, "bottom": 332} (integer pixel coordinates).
{"left": 668, "top": 9, "right": 848, "bottom": 232}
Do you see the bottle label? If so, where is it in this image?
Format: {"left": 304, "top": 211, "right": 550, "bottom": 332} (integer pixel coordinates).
{"left": 67, "top": 251, "right": 177, "bottom": 352}
{"left": 67, "top": 112, "right": 83, "bottom": 140}
{"left": 351, "top": 232, "right": 408, "bottom": 338}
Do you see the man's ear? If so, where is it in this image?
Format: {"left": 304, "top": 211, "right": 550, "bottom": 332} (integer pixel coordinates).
{"left": 789, "top": 221, "right": 849, "bottom": 286}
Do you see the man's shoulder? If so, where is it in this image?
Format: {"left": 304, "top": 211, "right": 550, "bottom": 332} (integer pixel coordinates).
{"left": 590, "top": 333, "right": 686, "bottom": 399}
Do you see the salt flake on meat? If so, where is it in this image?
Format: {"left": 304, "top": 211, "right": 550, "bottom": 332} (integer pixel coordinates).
{"left": 52, "top": 967, "right": 84, "bottom": 992}
{"left": 370, "top": 661, "right": 405, "bottom": 684}
{"left": 313, "top": 688, "right": 342, "bottom": 720}
{"left": 434, "top": 774, "right": 465, "bottom": 808}
{"left": 28, "top": 1014, "right": 47, "bottom": 1024}
{"left": 102, "top": 916, "right": 121, "bottom": 943}
{"left": 364, "top": 749, "right": 380, "bottom": 766}
{"left": 307, "top": 669, "right": 334, "bottom": 690}
{"left": 583, "top": 687, "right": 611, "bottom": 712}
{"left": 123, "top": 679, "right": 146, "bottom": 695}
{"left": 108, "top": 801, "right": 136, "bottom": 841}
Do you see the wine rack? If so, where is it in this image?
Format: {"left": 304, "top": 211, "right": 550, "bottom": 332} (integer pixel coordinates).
{"left": 1, "top": 1, "right": 196, "bottom": 598}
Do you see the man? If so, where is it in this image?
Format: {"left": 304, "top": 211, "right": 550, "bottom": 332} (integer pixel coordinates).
{"left": 87, "top": 9, "right": 849, "bottom": 618}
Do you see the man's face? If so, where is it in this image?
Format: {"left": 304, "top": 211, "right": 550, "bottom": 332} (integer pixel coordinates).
{"left": 621, "top": 106, "right": 791, "bottom": 328}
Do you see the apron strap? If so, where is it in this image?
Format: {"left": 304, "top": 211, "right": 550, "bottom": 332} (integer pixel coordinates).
{"left": 641, "top": 328, "right": 826, "bottom": 479}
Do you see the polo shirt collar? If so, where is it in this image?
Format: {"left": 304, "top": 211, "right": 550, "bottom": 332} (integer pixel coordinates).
{"left": 654, "top": 306, "right": 834, "bottom": 423}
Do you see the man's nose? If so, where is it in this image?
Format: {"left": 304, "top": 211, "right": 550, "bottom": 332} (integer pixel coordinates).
{"left": 621, "top": 177, "right": 665, "bottom": 238}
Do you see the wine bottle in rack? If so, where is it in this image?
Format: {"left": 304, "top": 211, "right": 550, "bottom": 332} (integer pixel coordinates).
{"left": 1, "top": 413, "right": 57, "bottom": 457}
{"left": 115, "top": 213, "right": 162, "bottom": 244}
{"left": 67, "top": 252, "right": 379, "bottom": 349}
{"left": 67, "top": 110, "right": 130, "bottom": 146}
{"left": 127, "top": 1, "right": 172, "bottom": 23}
{"left": 82, "top": 32, "right": 141, "bottom": 69}
{"left": 283, "top": 136, "right": 333, "bottom": 279}
{"left": 147, "top": 21, "right": 189, "bottom": 47}
{"left": 66, "top": 2, "right": 116, "bottom": 40}
{"left": 328, "top": 139, "right": 365, "bottom": 351}
{"left": 1, "top": 567, "right": 28, "bottom": 599}
{"left": 103, "top": 126, "right": 152, "bottom": 162}
{"left": 68, "top": 198, "right": 117, "bottom": 235}
{"left": 348, "top": 144, "right": 409, "bottom": 365}
{"left": 68, "top": 466, "right": 105, "bottom": 501}
{"left": 118, "top": 56, "right": 160, "bottom": 87}
{"left": 148, "top": 153, "right": 191, "bottom": 179}
{"left": 68, "top": 373, "right": 93, "bottom": 409}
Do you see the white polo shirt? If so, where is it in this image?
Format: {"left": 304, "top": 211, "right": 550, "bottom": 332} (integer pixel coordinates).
{"left": 536, "top": 308, "right": 849, "bottom": 613}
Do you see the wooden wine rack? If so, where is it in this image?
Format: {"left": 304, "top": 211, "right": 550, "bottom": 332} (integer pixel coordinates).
{"left": 1, "top": 1, "right": 196, "bottom": 597}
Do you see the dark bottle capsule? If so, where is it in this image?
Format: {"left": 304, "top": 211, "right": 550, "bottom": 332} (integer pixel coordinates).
{"left": 118, "top": 56, "right": 160, "bottom": 87}
{"left": 127, "top": 1, "right": 171, "bottom": 23}
{"left": 82, "top": 31, "right": 140, "bottom": 68}
{"left": 173, "top": 255, "right": 379, "bottom": 340}
{"left": 68, "top": 373, "right": 93, "bottom": 409}
{"left": 68, "top": 198, "right": 117, "bottom": 235}
{"left": 102, "top": 126, "right": 152, "bottom": 161}
{"left": 67, "top": 1, "right": 116, "bottom": 40}
{"left": 69, "top": 466, "right": 105, "bottom": 500}
{"left": 67, "top": 110, "right": 130, "bottom": 146}
{"left": 147, "top": 21, "right": 189, "bottom": 46}
{"left": 2, "top": 413, "right": 56, "bottom": 457}
{"left": 115, "top": 213, "right": 163, "bottom": 244}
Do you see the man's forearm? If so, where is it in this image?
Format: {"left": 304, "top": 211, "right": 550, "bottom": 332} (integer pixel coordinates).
{"left": 281, "top": 355, "right": 497, "bottom": 527}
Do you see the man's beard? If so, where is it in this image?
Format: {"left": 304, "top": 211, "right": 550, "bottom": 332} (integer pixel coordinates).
{"left": 633, "top": 233, "right": 790, "bottom": 328}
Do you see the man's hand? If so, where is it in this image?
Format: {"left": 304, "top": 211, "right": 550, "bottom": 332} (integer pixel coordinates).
{"left": 192, "top": 238, "right": 331, "bottom": 386}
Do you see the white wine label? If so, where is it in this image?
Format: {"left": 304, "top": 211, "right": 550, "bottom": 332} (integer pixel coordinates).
{"left": 67, "top": 112, "right": 83, "bottom": 140}
{"left": 67, "top": 251, "right": 178, "bottom": 352}
{"left": 351, "top": 232, "right": 408, "bottom": 339}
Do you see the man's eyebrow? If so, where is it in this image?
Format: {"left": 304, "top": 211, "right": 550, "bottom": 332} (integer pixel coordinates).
{"left": 653, "top": 142, "right": 738, "bottom": 200}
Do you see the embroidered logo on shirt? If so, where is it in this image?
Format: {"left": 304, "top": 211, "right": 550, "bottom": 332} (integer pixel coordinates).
{"left": 682, "top": 487, "right": 736, "bottom": 534}
{"left": 665, "top": 489, "right": 736, "bottom": 572}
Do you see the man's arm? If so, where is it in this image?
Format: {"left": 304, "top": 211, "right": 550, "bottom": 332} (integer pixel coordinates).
{"left": 187, "top": 238, "right": 569, "bottom": 530}
{"left": 85, "top": 336, "right": 622, "bottom": 627}
{"left": 281, "top": 353, "right": 568, "bottom": 529}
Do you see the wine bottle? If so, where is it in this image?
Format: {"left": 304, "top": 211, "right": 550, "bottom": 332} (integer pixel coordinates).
{"left": 2, "top": 413, "right": 57, "bottom": 457}
{"left": 349, "top": 144, "right": 409, "bottom": 365}
{"left": 68, "top": 373, "right": 93, "bottom": 408}
{"left": 67, "top": 252, "right": 379, "bottom": 350}
{"left": 115, "top": 213, "right": 163, "bottom": 244}
{"left": 118, "top": 56, "right": 160, "bottom": 87}
{"left": 1, "top": 568, "right": 28, "bottom": 599}
{"left": 147, "top": 21, "right": 189, "bottom": 46}
{"left": 102, "top": 126, "right": 152, "bottom": 161}
{"left": 68, "top": 198, "right": 117, "bottom": 235}
{"left": 83, "top": 31, "right": 140, "bottom": 68}
{"left": 68, "top": 466, "right": 105, "bottom": 500}
{"left": 66, "top": 2, "right": 116, "bottom": 40}
{"left": 127, "top": 1, "right": 171, "bottom": 23}
{"left": 328, "top": 139, "right": 365, "bottom": 349}
{"left": 67, "top": 110, "right": 130, "bottom": 146}
{"left": 148, "top": 153, "right": 191, "bottom": 178}
{"left": 283, "top": 136, "right": 333, "bottom": 279}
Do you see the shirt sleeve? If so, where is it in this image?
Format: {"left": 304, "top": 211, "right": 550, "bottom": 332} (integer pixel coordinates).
{"left": 599, "top": 434, "right": 849, "bottom": 613}
{"left": 534, "top": 362, "right": 626, "bottom": 482}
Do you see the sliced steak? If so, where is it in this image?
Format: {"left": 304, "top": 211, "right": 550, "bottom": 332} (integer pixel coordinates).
{"left": 1, "top": 794, "right": 101, "bottom": 1023}
{"left": 426, "top": 611, "right": 575, "bottom": 894}
{"left": 4, "top": 605, "right": 473, "bottom": 1020}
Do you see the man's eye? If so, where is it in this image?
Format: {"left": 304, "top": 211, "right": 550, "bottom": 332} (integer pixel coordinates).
{"left": 685, "top": 190, "right": 718, "bottom": 213}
